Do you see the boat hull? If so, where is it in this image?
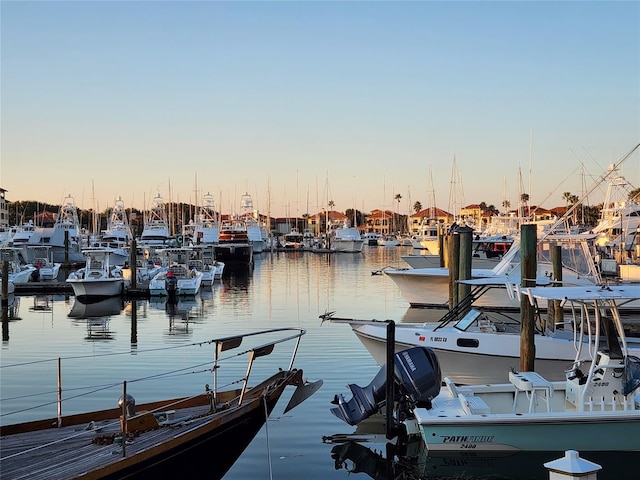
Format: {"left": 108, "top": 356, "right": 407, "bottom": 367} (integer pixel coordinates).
{"left": 0, "top": 370, "right": 302, "bottom": 480}
{"left": 349, "top": 322, "right": 640, "bottom": 384}
{"left": 412, "top": 411, "right": 640, "bottom": 452}
{"left": 331, "top": 239, "right": 364, "bottom": 253}
{"left": 67, "top": 278, "right": 124, "bottom": 299}
{"left": 384, "top": 269, "right": 513, "bottom": 308}
{"left": 214, "top": 244, "right": 254, "bottom": 269}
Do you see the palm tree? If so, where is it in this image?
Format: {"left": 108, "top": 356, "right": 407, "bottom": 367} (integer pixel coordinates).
{"left": 502, "top": 200, "right": 511, "bottom": 212}
{"left": 394, "top": 194, "right": 402, "bottom": 232}
{"left": 413, "top": 201, "right": 422, "bottom": 213}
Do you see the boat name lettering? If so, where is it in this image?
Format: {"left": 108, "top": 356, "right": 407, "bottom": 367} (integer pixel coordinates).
{"left": 430, "top": 336, "right": 447, "bottom": 342}
{"left": 401, "top": 351, "right": 417, "bottom": 371}
{"left": 441, "top": 435, "right": 494, "bottom": 443}
{"left": 594, "top": 381, "right": 610, "bottom": 387}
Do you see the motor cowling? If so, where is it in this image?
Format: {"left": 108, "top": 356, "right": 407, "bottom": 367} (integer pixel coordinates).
{"left": 330, "top": 346, "right": 441, "bottom": 426}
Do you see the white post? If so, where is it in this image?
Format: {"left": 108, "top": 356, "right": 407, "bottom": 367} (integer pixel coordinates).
{"left": 544, "top": 450, "right": 602, "bottom": 480}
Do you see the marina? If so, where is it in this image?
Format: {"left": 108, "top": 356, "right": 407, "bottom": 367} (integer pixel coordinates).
{"left": 1, "top": 246, "right": 637, "bottom": 479}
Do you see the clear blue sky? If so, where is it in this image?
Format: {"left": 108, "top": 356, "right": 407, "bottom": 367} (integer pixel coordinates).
{"left": 1, "top": 1, "right": 638, "bottom": 218}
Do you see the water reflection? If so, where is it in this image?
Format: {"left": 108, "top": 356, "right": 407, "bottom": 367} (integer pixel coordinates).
{"left": 161, "top": 295, "right": 203, "bottom": 336}
{"left": 327, "top": 433, "right": 636, "bottom": 480}
{"left": 67, "top": 297, "right": 124, "bottom": 341}
{"left": 29, "top": 295, "right": 53, "bottom": 312}
{"left": 67, "top": 296, "right": 124, "bottom": 319}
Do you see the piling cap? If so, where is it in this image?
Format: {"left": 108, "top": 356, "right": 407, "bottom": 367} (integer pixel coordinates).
{"left": 167, "top": 270, "right": 173, "bottom": 277}
{"left": 544, "top": 450, "right": 602, "bottom": 474}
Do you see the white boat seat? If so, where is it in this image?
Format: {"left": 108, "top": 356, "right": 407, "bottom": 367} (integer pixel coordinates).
{"left": 509, "top": 371, "right": 553, "bottom": 413}
{"left": 457, "top": 393, "right": 490, "bottom": 415}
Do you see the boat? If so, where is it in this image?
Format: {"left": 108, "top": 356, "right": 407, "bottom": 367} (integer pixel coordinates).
{"left": 26, "top": 246, "right": 61, "bottom": 282}
{"left": 324, "top": 276, "right": 640, "bottom": 384}
{"left": 214, "top": 221, "right": 254, "bottom": 270}
{"left": 8, "top": 220, "right": 35, "bottom": 247}
{"left": 66, "top": 248, "right": 125, "bottom": 300}
{"left": 377, "top": 235, "right": 400, "bottom": 247}
{"left": 94, "top": 196, "right": 133, "bottom": 267}
{"left": 191, "top": 191, "right": 220, "bottom": 245}
{"left": 330, "top": 222, "right": 364, "bottom": 253}
{"left": 138, "top": 192, "right": 174, "bottom": 247}
{"left": 410, "top": 217, "right": 441, "bottom": 252}
{"left": 383, "top": 233, "right": 606, "bottom": 310}
{"left": 401, "top": 234, "right": 514, "bottom": 269}
{"left": 187, "top": 245, "right": 224, "bottom": 286}
{"left": 238, "top": 192, "right": 265, "bottom": 253}
{"left": 25, "top": 195, "right": 85, "bottom": 264}
{"left": 0, "top": 327, "right": 322, "bottom": 480}
{"left": 0, "top": 247, "right": 37, "bottom": 284}
{"left": 592, "top": 164, "right": 640, "bottom": 254}
{"left": 362, "top": 232, "right": 381, "bottom": 246}
{"left": 281, "top": 228, "right": 305, "bottom": 249}
{"left": 148, "top": 248, "right": 204, "bottom": 296}
{"left": 330, "top": 285, "right": 640, "bottom": 453}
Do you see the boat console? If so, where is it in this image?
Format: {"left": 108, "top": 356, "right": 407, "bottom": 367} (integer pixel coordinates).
{"left": 565, "top": 351, "right": 638, "bottom": 411}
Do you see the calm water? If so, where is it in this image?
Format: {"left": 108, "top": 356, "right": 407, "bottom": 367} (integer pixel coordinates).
{"left": 0, "top": 247, "right": 632, "bottom": 479}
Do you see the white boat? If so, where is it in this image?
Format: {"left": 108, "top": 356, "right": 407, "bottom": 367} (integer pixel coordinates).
{"left": 191, "top": 192, "right": 220, "bottom": 245}
{"left": 0, "top": 247, "right": 36, "bottom": 284}
{"left": 377, "top": 235, "right": 400, "bottom": 247}
{"left": 331, "top": 285, "right": 640, "bottom": 453}
{"left": 282, "top": 228, "right": 304, "bottom": 249}
{"left": 25, "top": 195, "right": 85, "bottom": 263}
{"left": 139, "top": 193, "right": 174, "bottom": 247}
{"left": 238, "top": 193, "right": 265, "bottom": 253}
{"left": 591, "top": 164, "right": 640, "bottom": 255}
{"left": 149, "top": 248, "right": 203, "bottom": 296}
{"left": 362, "top": 232, "right": 381, "bottom": 246}
{"left": 330, "top": 222, "right": 364, "bottom": 253}
{"left": 66, "top": 248, "right": 124, "bottom": 300}
{"left": 326, "top": 277, "right": 640, "bottom": 384}
{"left": 410, "top": 218, "right": 440, "bottom": 252}
{"left": 27, "top": 246, "right": 61, "bottom": 281}
{"left": 187, "top": 246, "right": 224, "bottom": 286}
{"left": 401, "top": 234, "right": 514, "bottom": 270}
{"left": 9, "top": 221, "right": 35, "bottom": 247}
{"left": 384, "top": 234, "right": 604, "bottom": 309}
{"left": 95, "top": 196, "right": 133, "bottom": 266}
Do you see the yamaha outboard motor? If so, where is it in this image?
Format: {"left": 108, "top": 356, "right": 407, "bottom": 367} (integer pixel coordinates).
{"left": 331, "top": 346, "right": 441, "bottom": 426}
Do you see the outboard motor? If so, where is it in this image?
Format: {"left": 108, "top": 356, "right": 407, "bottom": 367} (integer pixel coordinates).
{"left": 331, "top": 347, "right": 441, "bottom": 426}
{"left": 166, "top": 270, "right": 177, "bottom": 296}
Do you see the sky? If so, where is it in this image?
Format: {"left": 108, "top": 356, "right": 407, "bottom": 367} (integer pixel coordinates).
{"left": 1, "top": 1, "right": 639, "bottom": 219}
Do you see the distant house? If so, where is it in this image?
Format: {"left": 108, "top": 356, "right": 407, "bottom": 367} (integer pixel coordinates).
{"left": 305, "top": 210, "right": 348, "bottom": 234}
{"left": 34, "top": 211, "right": 57, "bottom": 227}
{"left": 364, "top": 209, "right": 396, "bottom": 235}
{"left": 460, "top": 204, "right": 483, "bottom": 224}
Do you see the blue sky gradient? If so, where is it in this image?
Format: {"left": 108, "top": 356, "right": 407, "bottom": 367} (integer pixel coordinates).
{"left": 2, "top": 1, "right": 638, "bottom": 218}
